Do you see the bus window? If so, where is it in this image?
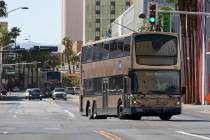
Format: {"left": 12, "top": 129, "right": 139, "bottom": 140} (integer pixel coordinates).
{"left": 117, "top": 39, "right": 124, "bottom": 57}
{"left": 86, "top": 45, "right": 93, "bottom": 63}
{"left": 135, "top": 34, "right": 177, "bottom": 65}
{"left": 82, "top": 47, "right": 88, "bottom": 63}
{"left": 92, "top": 44, "right": 97, "bottom": 61}
{"left": 103, "top": 42, "right": 110, "bottom": 59}
{"left": 109, "top": 75, "right": 123, "bottom": 94}
{"left": 95, "top": 43, "right": 103, "bottom": 61}
{"left": 124, "top": 37, "right": 131, "bottom": 56}
{"left": 109, "top": 40, "right": 118, "bottom": 58}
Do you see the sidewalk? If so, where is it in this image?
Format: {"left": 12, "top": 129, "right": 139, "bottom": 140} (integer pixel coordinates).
{"left": 182, "top": 104, "right": 210, "bottom": 114}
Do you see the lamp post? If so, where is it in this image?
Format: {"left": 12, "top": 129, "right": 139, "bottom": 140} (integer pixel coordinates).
{"left": 0, "top": 6, "right": 29, "bottom": 87}
{"left": 6, "top": 7, "right": 29, "bottom": 15}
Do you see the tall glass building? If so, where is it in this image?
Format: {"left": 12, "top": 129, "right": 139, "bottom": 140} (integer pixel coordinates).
{"left": 83, "top": 0, "right": 133, "bottom": 43}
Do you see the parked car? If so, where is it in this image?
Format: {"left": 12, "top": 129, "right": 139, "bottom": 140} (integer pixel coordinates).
{"left": 74, "top": 87, "right": 80, "bottom": 94}
{"left": 66, "top": 87, "right": 80, "bottom": 95}
{"left": 13, "top": 86, "right": 20, "bottom": 92}
{"left": 66, "top": 87, "right": 75, "bottom": 94}
{"left": 28, "top": 88, "right": 43, "bottom": 100}
{"left": 25, "top": 89, "right": 31, "bottom": 99}
{"left": 52, "top": 88, "right": 67, "bottom": 100}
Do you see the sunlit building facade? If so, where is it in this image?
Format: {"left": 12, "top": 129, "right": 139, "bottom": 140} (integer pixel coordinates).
{"left": 83, "top": 0, "right": 134, "bottom": 43}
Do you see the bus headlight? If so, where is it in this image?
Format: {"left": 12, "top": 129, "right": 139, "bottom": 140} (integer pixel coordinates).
{"left": 176, "top": 101, "right": 180, "bottom": 105}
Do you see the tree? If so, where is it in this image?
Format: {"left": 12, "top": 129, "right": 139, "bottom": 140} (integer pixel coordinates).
{"left": 0, "top": 1, "right": 7, "bottom": 17}
{"left": 70, "top": 52, "right": 80, "bottom": 73}
{"left": 62, "top": 37, "right": 73, "bottom": 73}
{"left": 9, "top": 27, "right": 21, "bottom": 48}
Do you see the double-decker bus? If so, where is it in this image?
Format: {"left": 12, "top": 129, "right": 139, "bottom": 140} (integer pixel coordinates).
{"left": 80, "top": 32, "right": 185, "bottom": 120}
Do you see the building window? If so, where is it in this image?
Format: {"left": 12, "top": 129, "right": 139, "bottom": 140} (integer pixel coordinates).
{"left": 111, "top": 5, "right": 115, "bottom": 11}
{"left": 96, "top": 22, "right": 100, "bottom": 28}
{"left": 96, "top": 19, "right": 100, "bottom": 23}
{"left": 111, "top": 10, "right": 115, "bottom": 14}
{"left": 96, "top": 14, "right": 100, "bottom": 19}
{"left": 96, "top": 5, "right": 100, "bottom": 11}
{"left": 96, "top": 1, "right": 100, "bottom": 5}
{"left": 96, "top": 31, "right": 100, "bottom": 36}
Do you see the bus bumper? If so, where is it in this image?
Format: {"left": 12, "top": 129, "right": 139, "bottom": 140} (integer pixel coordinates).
{"left": 127, "top": 107, "right": 181, "bottom": 116}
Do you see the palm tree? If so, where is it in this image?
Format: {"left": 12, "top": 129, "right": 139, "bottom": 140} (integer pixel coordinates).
{"left": 9, "top": 27, "right": 21, "bottom": 48}
{"left": 62, "top": 37, "right": 73, "bottom": 73}
{"left": 70, "top": 52, "right": 80, "bottom": 73}
{"left": 0, "top": 1, "right": 7, "bottom": 17}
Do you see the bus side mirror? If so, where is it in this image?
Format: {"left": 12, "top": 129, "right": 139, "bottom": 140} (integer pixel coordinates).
{"left": 181, "top": 87, "right": 186, "bottom": 95}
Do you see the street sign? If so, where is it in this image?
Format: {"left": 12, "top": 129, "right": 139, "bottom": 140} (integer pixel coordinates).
{"left": 162, "top": 14, "right": 171, "bottom": 32}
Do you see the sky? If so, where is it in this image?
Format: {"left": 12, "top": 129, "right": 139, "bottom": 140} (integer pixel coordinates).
{"left": 3, "top": 0, "right": 61, "bottom": 45}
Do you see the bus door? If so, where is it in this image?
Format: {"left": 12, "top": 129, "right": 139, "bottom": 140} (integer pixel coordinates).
{"left": 102, "top": 78, "right": 109, "bottom": 114}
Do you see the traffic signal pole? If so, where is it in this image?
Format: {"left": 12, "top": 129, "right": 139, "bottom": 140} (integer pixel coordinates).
{"left": 158, "top": 10, "right": 210, "bottom": 105}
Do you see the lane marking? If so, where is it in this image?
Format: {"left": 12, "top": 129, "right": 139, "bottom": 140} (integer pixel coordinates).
{"left": 173, "top": 116, "right": 183, "bottom": 119}
{"left": 63, "top": 109, "right": 75, "bottom": 118}
{"left": 95, "top": 131, "right": 122, "bottom": 140}
{"left": 43, "top": 127, "right": 60, "bottom": 130}
{"left": 176, "top": 131, "right": 210, "bottom": 140}
{"left": 13, "top": 115, "right": 17, "bottom": 118}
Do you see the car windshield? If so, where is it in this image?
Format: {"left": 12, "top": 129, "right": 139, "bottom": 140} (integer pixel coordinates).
{"left": 131, "top": 70, "right": 180, "bottom": 95}
{"left": 55, "top": 88, "right": 65, "bottom": 92}
{"left": 31, "top": 89, "right": 41, "bottom": 94}
{"left": 67, "top": 87, "right": 74, "bottom": 90}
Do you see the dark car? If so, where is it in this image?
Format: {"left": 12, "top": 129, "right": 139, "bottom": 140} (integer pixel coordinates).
{"left": 29, "top": 88, "right": 43, "bottom": 100}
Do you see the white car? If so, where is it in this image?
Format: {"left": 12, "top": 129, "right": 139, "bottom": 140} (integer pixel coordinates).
{"left": 25, "top": 89, "right": 31, "bottom": 99}
{"left": 52, "top": 88, "right": 67, "bottom": 100}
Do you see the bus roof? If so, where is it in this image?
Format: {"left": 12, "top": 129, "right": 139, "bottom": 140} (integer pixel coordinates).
{"left": 83, "top": 32, "right": 178, "bottom": 47}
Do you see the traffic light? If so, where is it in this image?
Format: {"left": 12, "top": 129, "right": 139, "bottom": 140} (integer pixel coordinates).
{"left": 149, "top": 2, "right": 157, "bottom": 25}
{"left": 163, "top": 15, "right": 171, "bottom": 32}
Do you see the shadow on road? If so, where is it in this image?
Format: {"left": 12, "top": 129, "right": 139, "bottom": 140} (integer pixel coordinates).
{"left": 0, "top": 95, "right": 25, "bottom": 101}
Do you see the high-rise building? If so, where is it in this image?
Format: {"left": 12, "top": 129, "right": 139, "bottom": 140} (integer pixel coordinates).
{"left": 62, "top": 0, "right": 83, "bottom": 42}
{"left": 83, "top": 0, "right": 133, "bottom": 43}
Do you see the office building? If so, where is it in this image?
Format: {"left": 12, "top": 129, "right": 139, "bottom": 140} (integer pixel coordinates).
{"left": 62, "top": 0, "right": 83, "bottom": 42}
{"left": 83, "top": 0, "right": 133, "bottom": 43}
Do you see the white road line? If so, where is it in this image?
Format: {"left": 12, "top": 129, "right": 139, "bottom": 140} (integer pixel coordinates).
{"left": 176, "top": 131, "right": 210, "bottom": 140}
{"left": 13, "top": 115, "right": 17, "bottom": 118}
{"left": 63, "top": 109, "right": 75, "bottom": 118}
{"left": 173, "top": 116, "right": 183, "bottom": 119}
{"left": 43, "top": 128, "right": 60, "bottom": 130}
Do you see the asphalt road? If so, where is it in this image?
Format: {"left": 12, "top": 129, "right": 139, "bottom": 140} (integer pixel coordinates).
{"left": 0, "top": 92, "right": 210, "bottom": 140}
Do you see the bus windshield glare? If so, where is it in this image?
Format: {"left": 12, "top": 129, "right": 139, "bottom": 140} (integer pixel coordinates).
{"left": 135, "top": 34, "right": 177, "bottom": 65}
{"left": 131, "top": 71, "right": 180, "bottom": 95}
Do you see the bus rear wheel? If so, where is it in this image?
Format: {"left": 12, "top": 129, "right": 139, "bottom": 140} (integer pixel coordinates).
{"left": 159, "top": 115, "right": 172, "bottom": 121}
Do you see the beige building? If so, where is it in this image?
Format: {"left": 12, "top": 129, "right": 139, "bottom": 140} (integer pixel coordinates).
{"left": 72, "top": 41, "right": 82, "bottom": 54}
{"left": 0, "top": 22, "right": 8, "bottom": 31}
{"left": 62, "top": 0, "right": 83, "bottom": 42}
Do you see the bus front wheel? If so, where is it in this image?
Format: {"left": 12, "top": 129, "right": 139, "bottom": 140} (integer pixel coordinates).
{"left": 159, "top": 115, "right": 172, "bottom": 121}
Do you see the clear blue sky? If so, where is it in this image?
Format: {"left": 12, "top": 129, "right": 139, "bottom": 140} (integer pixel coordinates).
{"left": 4, "top": 0, "right": 61, "bottom": 45}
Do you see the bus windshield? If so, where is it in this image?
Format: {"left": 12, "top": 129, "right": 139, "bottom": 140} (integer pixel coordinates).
{"left": 135, "top": 34, "right": 177, "bottom": 65}
{"left": 131, "top": 70, "right": 180, "bottom": 95}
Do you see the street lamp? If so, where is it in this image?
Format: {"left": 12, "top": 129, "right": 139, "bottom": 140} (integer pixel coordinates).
{"left": 0, "top": 6, "right": 29, "bottom": 86}
{"left": 6, "top": 7, "right": 29, "bottom": 15}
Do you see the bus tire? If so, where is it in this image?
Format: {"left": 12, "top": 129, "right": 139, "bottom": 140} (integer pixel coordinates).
{"left": 129, "top": 115, "right": 141, "bottom": 120}
{"left": 159, "top": 115, "right": 172, "bottom": 121}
